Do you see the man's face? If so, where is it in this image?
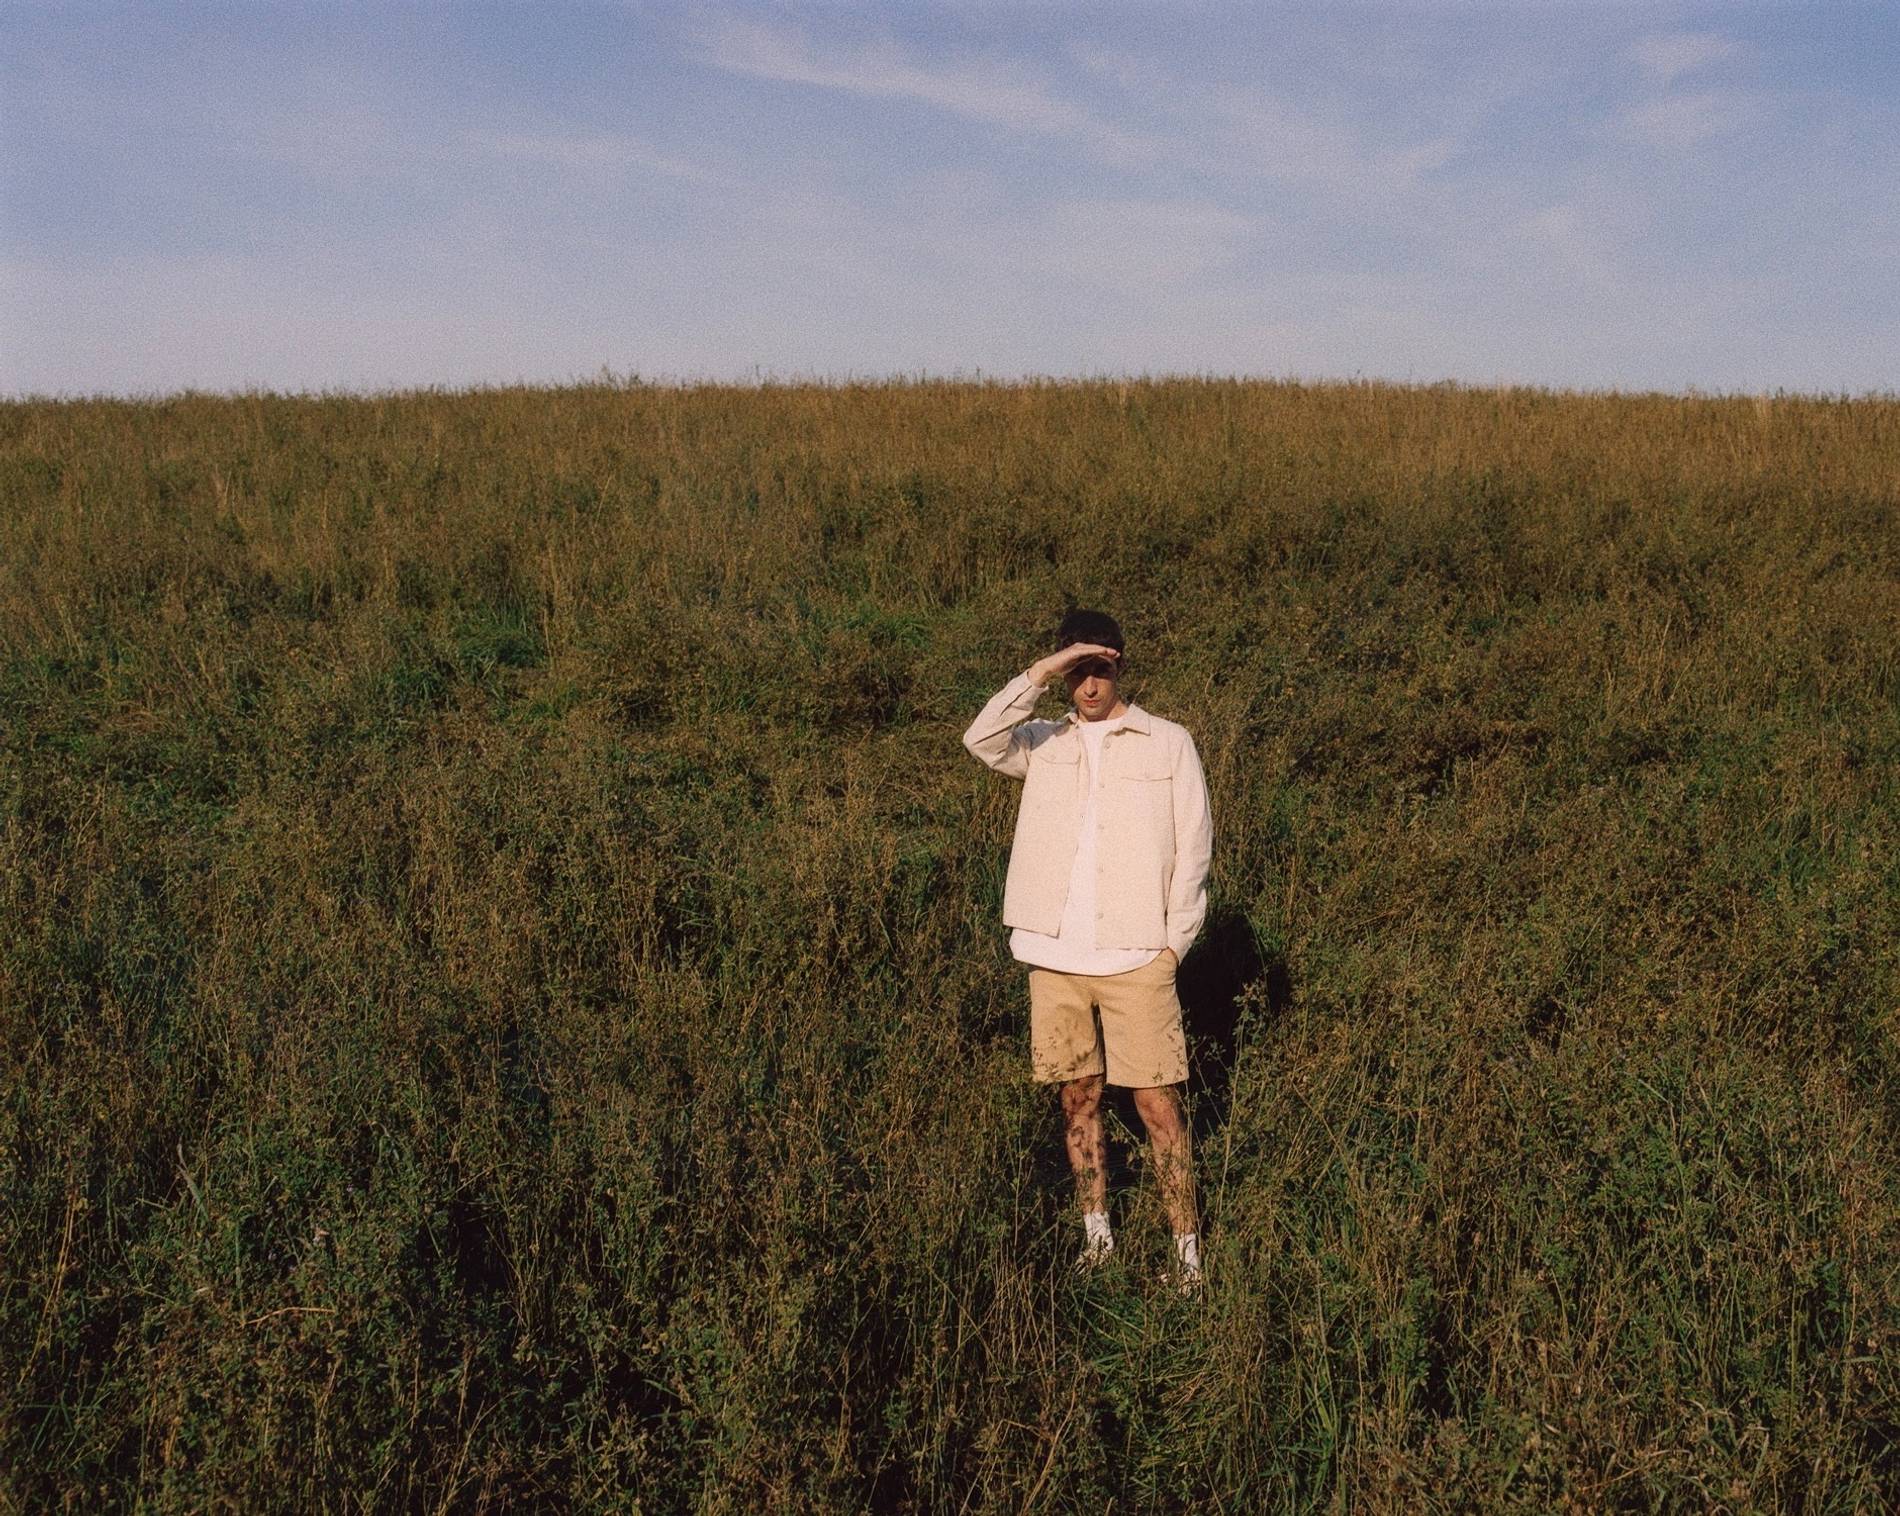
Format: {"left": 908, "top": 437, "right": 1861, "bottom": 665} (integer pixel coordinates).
{"left": 1064, "top": 655, "right": 1122, "bottom": 721}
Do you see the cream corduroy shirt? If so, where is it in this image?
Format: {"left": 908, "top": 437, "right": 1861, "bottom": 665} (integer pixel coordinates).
{"left": 963, "top": 673, "right": 1212, "bottom": 964}
{"left": 1008, "top": 717, "right": 1158, "bottom": 975}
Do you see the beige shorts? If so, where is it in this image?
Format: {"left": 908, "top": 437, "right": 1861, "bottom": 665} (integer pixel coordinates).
{"left": 1028, "top": 952, "right": 1188, "bottom": 1089}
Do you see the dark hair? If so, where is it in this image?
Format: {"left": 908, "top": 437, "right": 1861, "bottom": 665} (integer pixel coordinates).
{"left": 1056, "top": 608, "right": 1124, "bottom": 654}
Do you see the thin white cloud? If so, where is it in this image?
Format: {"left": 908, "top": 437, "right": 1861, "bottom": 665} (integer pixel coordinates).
{"left": 1609, "top": 90, "right": 1747, "bottom": 149}
{"left": 464, "top": 130, "right": 730, "bottom": 186}
{"left": 698, "top": 18, "right": 1156, "bottom": 164}
{"left": 1070, "top": 34, "right": 1462, "bottom": 197}
{"left": 1207, "top": 84, "right": 1456, "bottom": 195}
{"left": 1630, "top": 31, "right": 1738, "bottom": 86}
{"left": 1064, "top": 40, "right": 1149, "bottom": 93}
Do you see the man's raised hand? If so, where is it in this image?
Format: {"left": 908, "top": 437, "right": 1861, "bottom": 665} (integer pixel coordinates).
{"left": 1027, "top": 642, "right": 1120, "bottom": 688}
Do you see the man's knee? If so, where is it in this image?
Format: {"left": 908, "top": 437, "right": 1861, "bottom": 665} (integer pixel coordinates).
{"left": 1061, "top": 1074, "right": 1104, "bottom": 1119}
{"left": 1132, "top": 1083, "right": 1185, "bottom": 1137}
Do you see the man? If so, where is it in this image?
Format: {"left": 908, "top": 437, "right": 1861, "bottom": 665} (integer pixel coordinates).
{"left": 962, "top": 609, "right": 1213, "bottom": 1285}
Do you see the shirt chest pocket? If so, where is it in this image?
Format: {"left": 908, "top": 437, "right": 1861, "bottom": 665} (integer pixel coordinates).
{"left": 1023, "top": 737, "right": 1080, "bottom": 800}
{"left": 1108, "top": 765, "right": 1171, "bottom": 829}
{"left": 1105, "top": 743, "right": 1171, "bottom": 785}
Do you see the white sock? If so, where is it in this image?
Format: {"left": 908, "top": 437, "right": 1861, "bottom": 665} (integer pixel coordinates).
{"left": 1174, "top": 1232, "right": 1201, "bottom": 1272}
{"left": 1083, "top": 1210, "right": 1114, "bottom": 1251}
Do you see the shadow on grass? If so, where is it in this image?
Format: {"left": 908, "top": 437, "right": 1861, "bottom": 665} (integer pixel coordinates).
{"left": 1090, "top": 906, "right": 1288, "bottom": 1193}
{"left": 1179, "top": 907, "right": 1289, "bottom": 1144}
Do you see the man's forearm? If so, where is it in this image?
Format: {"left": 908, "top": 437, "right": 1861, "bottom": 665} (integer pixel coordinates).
{"left": 961, "top": 672, "right": 1049, "bottom": 778}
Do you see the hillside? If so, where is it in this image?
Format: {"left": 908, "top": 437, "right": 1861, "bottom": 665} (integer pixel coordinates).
{"left": 3, "top": 378, "right": 1897, "bottom": 1509}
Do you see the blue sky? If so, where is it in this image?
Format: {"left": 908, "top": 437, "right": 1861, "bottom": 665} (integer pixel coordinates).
{"left": 4, "top": 2, "right": 1896, "bottom": 396}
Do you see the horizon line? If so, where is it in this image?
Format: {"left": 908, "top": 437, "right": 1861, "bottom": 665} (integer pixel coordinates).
{"left": 6, "top": 369, "right": 1895, "bottom": 408}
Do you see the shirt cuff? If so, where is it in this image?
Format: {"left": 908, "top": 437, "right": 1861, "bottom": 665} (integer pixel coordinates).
{"left": 1003, "top": 671, "right": 1050, "bottom": 709}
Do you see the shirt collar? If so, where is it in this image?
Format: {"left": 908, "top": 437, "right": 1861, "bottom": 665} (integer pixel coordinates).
{"left": 1065, "top": 703, "right": 1152, "bottom": 735}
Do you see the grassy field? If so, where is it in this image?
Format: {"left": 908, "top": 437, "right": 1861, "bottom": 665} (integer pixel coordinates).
{"left": 3, "top": 377, "right": 1897, "bottom": 1511}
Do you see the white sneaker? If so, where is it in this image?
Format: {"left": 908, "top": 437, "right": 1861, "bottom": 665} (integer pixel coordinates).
{"left": 1073, "top": 1238, "right": 1115, "bottom": 1274}
{"left": 1158, "top": 1261, "right": 1204, "bottom": 1296}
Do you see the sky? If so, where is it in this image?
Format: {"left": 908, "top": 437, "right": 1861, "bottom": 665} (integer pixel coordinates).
{"left": 4, "top": 2, "right": 1897, "bottom": 397}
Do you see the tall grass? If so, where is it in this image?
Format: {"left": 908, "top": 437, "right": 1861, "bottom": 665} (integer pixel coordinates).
{"left": 3, "top": 378, "right": 1897, "bottom": 1509}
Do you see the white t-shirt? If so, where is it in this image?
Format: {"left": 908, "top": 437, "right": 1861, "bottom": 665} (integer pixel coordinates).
{"left": 1010, "top": 717, "right": 1162, "bottom": 977}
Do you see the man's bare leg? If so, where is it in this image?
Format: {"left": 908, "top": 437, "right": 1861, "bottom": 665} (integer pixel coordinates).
{"left": 1061, "top": 1074, "right": 1115, "bottom": 1266}
{"left": 1061, "top": 1074, "right": 1108, "bottom": 1213}
{"left": 1133, "top": 1084, "right": 1201, "bottom": 1281}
